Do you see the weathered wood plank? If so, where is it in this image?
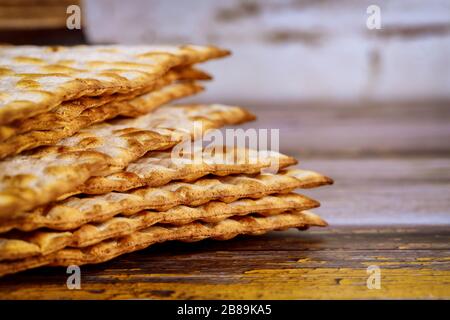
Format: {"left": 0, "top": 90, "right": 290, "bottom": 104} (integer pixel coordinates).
{"left": 228, "top": 101, "right": 450, "bottom": 156}
{"left": 292, "top": 157, "right": 450, "bottom": 225}
{"left": 0, "top": 227, "right": 448, "bottom": 299}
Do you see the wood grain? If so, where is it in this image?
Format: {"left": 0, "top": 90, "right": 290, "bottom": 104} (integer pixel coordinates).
{"left": 227, "top": 100, "right": 450, "bottom": 156}
{"left": 295, "top": 157, "right": 450, "bottom": 226}
{"left": 0, "top": 0, "right": 81, "bottom": 30}
{"left": 0, "top": 226, "right": 448, "bottom": 299}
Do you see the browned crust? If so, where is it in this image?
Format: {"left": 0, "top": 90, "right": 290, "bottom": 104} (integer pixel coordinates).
{"left": 75, "top": 148, "right": 298, "bottom": 195}
{"left": 0, "top": 104, "right": 254, "bottom": 217}
{"left": 0, "top": 81, "right": 205, "bottom": 158}
{"left": 0, "top": 45, "right": 230, "bottom": 125}
{"left": 0, "top": 67, "right": 211, "bottom": 142}
{"left": 0, "top": 193, "right": 320, "bottom": 261}
{"left": 0, "top": 211, "right": 327, "bottom": 277}
{"left": 0, "top": 169, "right": 333, "bottom": 233}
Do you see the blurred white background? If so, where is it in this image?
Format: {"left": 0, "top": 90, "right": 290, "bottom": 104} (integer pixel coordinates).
{"left": 84, "top": 0, "right": 450, "bottom": 103}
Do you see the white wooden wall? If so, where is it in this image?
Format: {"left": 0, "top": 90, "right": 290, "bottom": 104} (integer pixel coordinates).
{"left": 83, "top": 0, "right": 450, "bottom": 102}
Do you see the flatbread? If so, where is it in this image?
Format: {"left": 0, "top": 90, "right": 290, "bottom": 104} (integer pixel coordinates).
{"left": 0, "top": 81, "right": 204, "bottom": 158}
{"left": 75, "top": 147, "right": 298, "bottom": 195}
{"left": 0, "top": 104, "right": 255, "bottom": 217}
{"left": 0, "top": 67, "right": 211, "bottom": 142}
{"left": 0, "top": 169, "right": 333, "bottom": 233}
{"left": 0, "top": 211, "right": 327, "bottom": 277}
{"left": 0, "top": 193, "right": 319, "bottom": 260}
{"left": 0, "top": 44, "right": 229, "bottom": 124}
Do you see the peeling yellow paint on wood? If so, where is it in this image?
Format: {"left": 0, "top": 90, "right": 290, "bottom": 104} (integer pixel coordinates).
{"left": 361, "top": 257, "right": 450, "bottom": 266}
{"left": 374, "top": 256, "right": 394, "bottom": 261}
{"left": 417, "top": 257, "right": 450, "bottom": 262}
{"left": 0, "top": 267, "right": 449, "bottom": 299}
{"left": 0, "top": 227, "right": 448, "bottom": 299}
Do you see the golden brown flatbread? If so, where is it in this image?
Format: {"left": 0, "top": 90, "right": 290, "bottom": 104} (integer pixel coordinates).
{"left": 0, "top": 44, "right": 229, "bottom": 124}
{"left": 0, "top": 211, "right": 327, "bottom": 277}
{"left": 0, "top": 104, "right": 254, "bottom": 217}
{"left": 0, "top": 169, "right": 332, "bottom": 233}
{"left": 0, "top": 193, "right": 319, "bottom": 260}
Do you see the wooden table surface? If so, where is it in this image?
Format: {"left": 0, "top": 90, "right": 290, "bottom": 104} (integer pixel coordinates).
{"left": 0, "top": 226, "right": 448, "bottom": 299}
{"left": 0, "top": 101, "right": 449, "bottom": 299}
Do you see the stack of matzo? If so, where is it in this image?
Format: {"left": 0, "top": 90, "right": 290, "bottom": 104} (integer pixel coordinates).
{"left": 0, "top": 44, "right": 333, "bottom": 277}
